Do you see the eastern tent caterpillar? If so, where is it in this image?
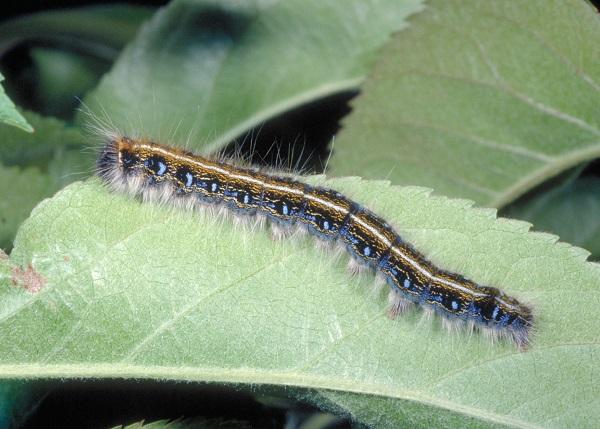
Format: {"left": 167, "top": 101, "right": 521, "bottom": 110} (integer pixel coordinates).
{"left": 96, "top": 135, "right": 534, "bottom": 349}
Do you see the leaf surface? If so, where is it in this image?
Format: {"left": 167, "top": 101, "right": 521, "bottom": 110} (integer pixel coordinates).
{"left": 503, "top": 176, "right": 600, "bottom": 260}
{"left": 0, "top": 74, "right": 32, "bottom": 133}
{"left": 81, "top": 0, "right": 423, "bottom": 153}
{"left": 332, "top": 0, "right": 600, "bottom": 208}
{"left": 0, "top": 5, "right": 153, "bottom": 59}
{"left": 0, "top": 112, "right": 90, "bottom": 250}
{"left": 0, "top": 381, "right": 45, "bottom": 428}
{"left": 113, "top": 418, "right": 251, "bottom": 429}
{"left": 1, "top": 178, "right": 598, "bottom": 428}
{"left": 0, "top": 166, "right": 55, "bottom": 250}
{"left": 0, "top": 111, "right": 87, "bottom": 167}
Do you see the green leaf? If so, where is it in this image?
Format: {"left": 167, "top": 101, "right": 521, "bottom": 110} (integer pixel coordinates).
{"left": 0, "top": 165, "right": 55, "bottom": 251}
{"left": 0, "top": 112, "right": 92, "bottom": 250}
{"left": 0, "top": 74, "right": 33, "bottom": 133}
{"left": 293, "top": 412, "right": 344, "bottom": 429}
{"left": 81, "top": 0, "right": 423, "bottom": 153}
{"left": 0, "top": 110, "right": 88, "bottom": 167}
{"left": 1, "top": 178, "right": 598, "bottom": 428}
{"left": 502, "top": 176, "right": 600, "bottom": 260}
{"left": 0, "top": 381, "right": 46, "bottom": 428}
{"left": 0, "top": 5, "right": 154, "bottom": 60}
{"left": 30, "top": 47, "right": 111, "bottom": 118}
{"left": 112, "top": 417, "right": 251, "bottom": 429}
{"left": 332, "top": 0, "right": 600, "bottom": 208}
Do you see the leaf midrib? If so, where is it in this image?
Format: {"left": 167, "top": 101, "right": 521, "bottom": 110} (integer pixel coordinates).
{"left": 491, "top": 143, "right": 600, "bottom": 207}
{"left": 0, "top": 363, "right": 547, "bottom": 429}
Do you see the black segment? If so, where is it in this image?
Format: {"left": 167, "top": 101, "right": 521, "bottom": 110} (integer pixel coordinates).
{"left": 144, "top": 156, "right": 167, "bottom": 175}
{"left": 261, "top": 177, "right": 306, "bottom": 219}
{"left": 276, "top": 201, "right": 289, "bottom": 216}
{"left": 310, "top": 188, "right": 350, "bottom": 235}
{"left": 236, "top": 192, "right": 252, "bottom": 206}
{"left": 339, "top": 207, "right": 395, "bottom": 263}
{"left": 502, "top": 310, "right": 516, "bottom": 326}
{"left": 339, "top": 202, "right": 361, "bottom": 237}
{"left": 144, "top": 157, "right": 155, "bottom": 169}
{"left": 120, "top": 150, "right": 138, "bottom": 169}
{"left": 291, "top": 183, "right": 308, "bottom": 217}
{"left": 175, "top": 167, "right": 194, "bottom": 187}
{"left": 476, "top": 287, "right": 500, "bottom": 321}
{"left": 206, "top": 180, "right": 219, "bottom": 193}
{"left": 384, "top": 253, "right": 422, "bottom": 296}
{"left": 442, "top": 294, "right": 462, "bottom": 312}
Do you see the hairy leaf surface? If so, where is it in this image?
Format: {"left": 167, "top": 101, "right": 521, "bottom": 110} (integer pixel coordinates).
{"left": 1, "top": 178, "right": 598, "bottom": 428}
{"left": 333, "top": 0, "right": 600, "bottom": 208}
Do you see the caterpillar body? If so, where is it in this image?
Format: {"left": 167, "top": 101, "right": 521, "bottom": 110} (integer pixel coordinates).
{"left": 97, "top": 136, "right": 534, "bottom": 349}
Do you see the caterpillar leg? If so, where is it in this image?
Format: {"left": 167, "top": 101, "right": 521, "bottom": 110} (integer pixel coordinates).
{"left": 387, "top": 289, "right": 414, "bottom": 319}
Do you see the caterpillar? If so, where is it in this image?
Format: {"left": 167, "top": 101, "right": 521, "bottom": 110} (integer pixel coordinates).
{"left": 96, "top": 135, "right": 534, "bottom": 349}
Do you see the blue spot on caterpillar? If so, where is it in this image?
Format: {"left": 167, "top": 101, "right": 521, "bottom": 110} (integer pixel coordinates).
{"left": 97, "top": 137, "right": 534, "bottom": 349}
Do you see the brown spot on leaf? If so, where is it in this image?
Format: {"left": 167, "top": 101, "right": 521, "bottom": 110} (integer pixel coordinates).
{"left": 11, "top": 264, "right": 46, "bottom": 293}
{"left": 0, "top": 250, "right": 8, "bottom": 260}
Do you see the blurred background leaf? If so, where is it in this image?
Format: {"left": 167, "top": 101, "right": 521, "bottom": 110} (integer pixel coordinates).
{"left": 82, "top": 0, "right": 423, "bottom": 155}
{"left": 333, "top": 0, "right": 600, "bottom": 209}
{"left": 0, "top": 382, "right": 46, "bottom": 428}
{"left": 0, "top": 111, "right": 89, "bottom": 251}
{"left": 112, "top": 417, "right": 253, "bottom": 429}
{"left": 0, "top": 5, "right": 154, "bottom": 119}
{"left": 503, "top": 175, "right": 600, "bottom": 259}
{"left": 0, "top": 72, "right": 32, "bottom": 132}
